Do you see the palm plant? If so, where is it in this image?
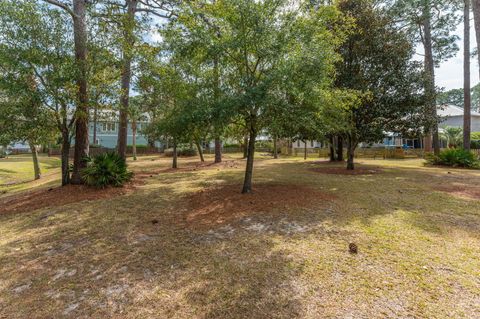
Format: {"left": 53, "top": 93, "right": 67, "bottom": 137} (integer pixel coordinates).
{"left": 440, "top": 126, "right": 463, "bottom": 148}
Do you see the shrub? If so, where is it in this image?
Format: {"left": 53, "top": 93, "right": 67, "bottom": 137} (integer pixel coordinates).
{"left": 127, "top": 144, "right": 148, "bottom": 150}
{"left": 164, "top": 144, "right": 197, "bottom": 157}
{"left": 255, "top": 140, "right": 273, "bottom": 151}
{"left": 471, "top": 140, "right": 480, "bottom": 149}
{"left": 471, "top": 132, "right": 480, "bottom": 140}
{"left": 425, "top": 148, "right": 480, "bottom": 169}
{"left": 82, "top": 152, "right": 133, "bottom": 188}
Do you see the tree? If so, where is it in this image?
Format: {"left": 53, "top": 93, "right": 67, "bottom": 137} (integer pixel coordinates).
{"left": 336, "top": 0, "right": 426, "bottom": 170}
{"left": 389, "top": 0, "right": 461, "bottom": 156}
{"left": 0, "top": 0, "right": 79, "bottom": 185}
{"left": 41, "top": 0, "right": 90, "bottom": 184}
{"left": 98, "top": 1, "right": 175, "bottom": 160}
{"left": 437, "top": 88, "right": 464, "bottom": 107}
{"left": 0, "top": 91, "right": 55, "bottom": 180}
{"left": 464, "top": 0, "right": 471, "bottom": 151}
{"left": 128, "top": 96, "right": 147, "bottom": 160}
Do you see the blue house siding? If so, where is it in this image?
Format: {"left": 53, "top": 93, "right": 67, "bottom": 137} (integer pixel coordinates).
{"left": 88, "top": 122, "right": 154, "bottom": 149}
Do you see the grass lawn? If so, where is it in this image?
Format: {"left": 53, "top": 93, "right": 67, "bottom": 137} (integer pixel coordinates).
{"left": 0, "top": 154, "right": 479, "bottom": 318}
{"left": 0, "top": 154, "right": 61, "bottom": 195}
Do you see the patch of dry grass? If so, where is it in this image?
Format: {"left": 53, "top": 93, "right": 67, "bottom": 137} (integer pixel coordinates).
{"left": 0, "top": 154, "right": 479, "bottom": 318}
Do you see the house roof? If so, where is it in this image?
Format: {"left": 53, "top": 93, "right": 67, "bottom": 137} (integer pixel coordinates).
{"left": 437, "top": 104, "right": 480, "bottom": 117}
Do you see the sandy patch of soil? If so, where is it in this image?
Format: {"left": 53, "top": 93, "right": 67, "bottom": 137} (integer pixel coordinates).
{"left": 182, "top": 184, "right": 335, "bottom": 229}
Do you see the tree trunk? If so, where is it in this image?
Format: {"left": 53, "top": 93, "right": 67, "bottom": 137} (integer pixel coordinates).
{"left": 71, "top": 0, "right": 89, "bottom": 185}
{"left": 472, "top": 0, "right": 480, "bottom": 80}
{"left": 337, "top": 136, "right": 344, "bottom": 161}
{"left": 93, "top": 104, "right": 98, "bottom": 145}
{"left": 132, "top": 119, "right": 137, "bottom": 160}
{"left": 172, "top": 139, "right": 178, "bottom": 169}
{"left": 329, "top": 136, "right": 336, "bottom": 161}
{"left": 346, "top": 136, "right": 356, "bottom": 170}
{"left": 61, "top": 129, "right": 71, "bottom": 186}
{"left": 117, "top": 0, "right": 138, "bottom": 161}
{"left": 214, "top": 137, "right": 222, "bottom": 163}
{"left": 464, "top": 0, "right": 472, "bottom": 151}
{"left": 304, "top": 140, "right": 307, "bottom": 160}
{"left": 273, "top": 136, "right": 278, "bottom": 159}
{"left": 422, "top": 5, "right": 440, "bottom": 156}
{"left": 243, "top": 135, "right": 248, "bottom": 158}
{"left": 29, "top": 142, "right": 41, "bottom": 180}
{"left": 242, "top": 129, "right": 257, "bottom": 194}
{"left": 195, "top": 140, "right": 205, "bottom": 162}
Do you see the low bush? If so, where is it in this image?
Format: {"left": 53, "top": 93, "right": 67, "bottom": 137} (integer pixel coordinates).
{"left": 471, "top": 140, "right": 480, "bottom": 149}
{"left": 127, "top": 144, "right": 148, "bottom": 150}
{"left": 255, "top": 140, "right": 273, "bottom": 151}
{"left": 425, "top": 148, "right": 480, "bottom": 169}
{"left": 82, "top": 152, "right": 133, "bottom": 188}
{"left": 471, "top": 132, "right": 480, "bottom": 140}
{"left": 223, "top": 143, "right": 241, "bottom": 148}
{"left": 164, "top": 145, "right": 197, "bottom": 157}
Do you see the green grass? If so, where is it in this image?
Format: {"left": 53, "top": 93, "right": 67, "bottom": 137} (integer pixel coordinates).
{"left": 0, "top": 154, "right": 61, "bottom": 195}
{"left": 0, "top": 154, "right": 479, "bottom": 318}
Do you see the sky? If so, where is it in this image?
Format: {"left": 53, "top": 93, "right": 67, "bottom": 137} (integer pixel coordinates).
{"left": 433, "top": 15, "right": 479, "bottom": 91}
{"left": 148, "top": 12, "right": 477, "bottom": 92}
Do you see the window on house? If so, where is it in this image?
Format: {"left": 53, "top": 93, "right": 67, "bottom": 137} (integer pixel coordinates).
{"left": 311, "top": 141, "right": 314, "bottom": 147}
{"left": 102, "top": 122, "right": 116, "bottom": 132}
{"left": 297, "top": 140, "right": 300, "bottom": 147}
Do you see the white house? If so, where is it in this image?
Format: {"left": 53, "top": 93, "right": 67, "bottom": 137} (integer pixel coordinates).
{"left": 438, "top": 104, "right": 480, "bottom": 132}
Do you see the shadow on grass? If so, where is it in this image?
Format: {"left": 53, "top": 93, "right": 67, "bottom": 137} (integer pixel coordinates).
{"left": 1, "top": 157, "right": 480, "bottom": 317}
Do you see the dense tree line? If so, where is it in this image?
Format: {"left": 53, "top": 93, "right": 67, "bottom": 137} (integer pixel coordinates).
{"left": 0, "top": 0, "right": 471, "bottom": 191}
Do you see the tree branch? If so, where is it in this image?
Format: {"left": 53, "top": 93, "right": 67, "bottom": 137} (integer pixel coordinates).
{"left": 42, "top": 0, "right": 78, "bottom": 19}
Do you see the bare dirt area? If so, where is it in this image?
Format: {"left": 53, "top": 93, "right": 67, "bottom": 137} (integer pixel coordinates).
{"left": 183, "top": 183, "right": 335, "bottom": 229}
{"left": 0, "top": 182, "right": 138, "bottom": 215}
{"left": 434, "top": 183, "right": 480, "bottom": 200}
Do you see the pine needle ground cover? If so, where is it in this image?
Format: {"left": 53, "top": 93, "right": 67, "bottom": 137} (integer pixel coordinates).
{"left": 1, "top": 155, "right": 479, "bottom": 318}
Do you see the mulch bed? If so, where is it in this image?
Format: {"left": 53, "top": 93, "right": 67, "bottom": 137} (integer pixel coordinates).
{"left": 182, "top": 183, "right": 336, "bottom": 229}
{"left": 0, "top": 182, "right": 139, "bottom": 215}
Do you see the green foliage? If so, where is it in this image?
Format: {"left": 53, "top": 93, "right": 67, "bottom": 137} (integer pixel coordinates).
{"left": 471, "top": 132, "right": 480, "bottom": 140}
{"left": 426, "top": 148, "right": 480, "bottom": 168}
{"left": 334, "top": 0, "right": 426, "bottom": 149}
{"left": 127, "top": 144, "right": 148, "bottom": 150}
{"left": 471, "top": 140, "right": 480, "bottom": 149}
{"left": 81, "top": 152, "right": 133, "bottom": 188}
{"left": 437, "top": 84, "right": 480, "bottom": 111}
{"left": 255, "top": 141, "right": 274, "bottom": 151}
{"left": 164, "top": 145, "right": 197, "bottom": 157}
{"left": 440, "top": 126, "right": 463, "bottom": 148}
